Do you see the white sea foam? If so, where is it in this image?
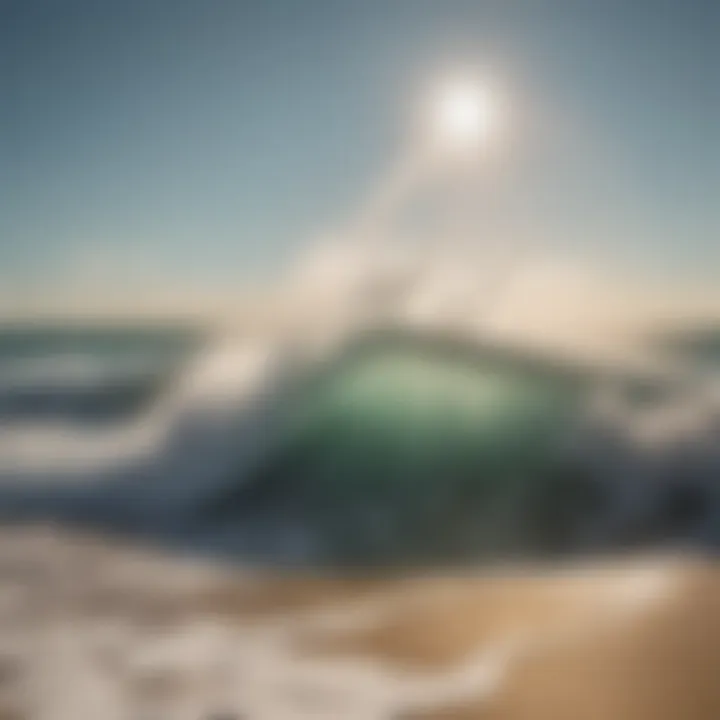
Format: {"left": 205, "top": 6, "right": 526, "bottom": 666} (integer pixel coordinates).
{"left": 2, "top": 533, "right": 678, "bottom": 720}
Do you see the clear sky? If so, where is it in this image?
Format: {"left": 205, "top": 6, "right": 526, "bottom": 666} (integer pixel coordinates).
{"left": 1, "top": 0, "right": 718, "bottom": 293}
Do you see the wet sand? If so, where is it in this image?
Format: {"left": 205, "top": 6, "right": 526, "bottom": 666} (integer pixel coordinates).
{"left": 0, "top": 525, "right": 715, "bottom": 719}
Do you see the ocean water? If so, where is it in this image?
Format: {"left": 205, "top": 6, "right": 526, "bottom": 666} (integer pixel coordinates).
{"left": 0, "top": 324, "right": 204, "bottom": 425}
{"left": 0, "top": 322, "right": 717, "bottom": 571}
{"left": 0, "top": 324, "right": 715, "bottom": 720}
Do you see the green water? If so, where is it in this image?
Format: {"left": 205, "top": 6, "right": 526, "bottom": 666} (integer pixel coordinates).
{"left": 214, "top": 338, "right": 589, "bottom": 566}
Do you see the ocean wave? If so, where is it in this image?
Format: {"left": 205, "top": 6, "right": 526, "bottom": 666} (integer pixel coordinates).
{"left": 0, "top": 325, "right": 717, "bottom": 570}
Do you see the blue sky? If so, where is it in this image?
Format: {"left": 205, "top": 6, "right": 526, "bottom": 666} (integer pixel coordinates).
{"left": 1, "top": 0, "right": 718, "bottom": 292}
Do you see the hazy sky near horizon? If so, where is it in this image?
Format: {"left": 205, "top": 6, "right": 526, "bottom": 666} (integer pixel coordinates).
{"left": 1, "top": 0, "right": 718, "bottom": 292}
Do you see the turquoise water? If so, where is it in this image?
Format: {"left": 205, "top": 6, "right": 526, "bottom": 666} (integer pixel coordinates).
{"left": 207, "top": 336, "right": 592, "bottom": 566}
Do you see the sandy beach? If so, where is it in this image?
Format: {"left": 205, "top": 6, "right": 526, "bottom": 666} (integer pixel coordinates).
{"left": 0, "top": 524, "right": 713, "bottom": 719}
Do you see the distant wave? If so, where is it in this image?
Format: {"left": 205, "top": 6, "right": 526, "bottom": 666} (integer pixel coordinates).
{"left": 0, "top": 353, "right": 162, "bottom": 387}
{"left": 0, "top": 325, "right": 202, "bottom": 425}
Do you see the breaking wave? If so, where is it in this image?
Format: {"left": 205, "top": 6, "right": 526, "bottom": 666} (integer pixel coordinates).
{"left": 0, "top": 322, "right": 717, "bottom": 570}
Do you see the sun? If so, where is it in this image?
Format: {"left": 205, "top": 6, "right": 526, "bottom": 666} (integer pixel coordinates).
{"left": 428, "top": 78, "right": 498, "bottom": 152}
